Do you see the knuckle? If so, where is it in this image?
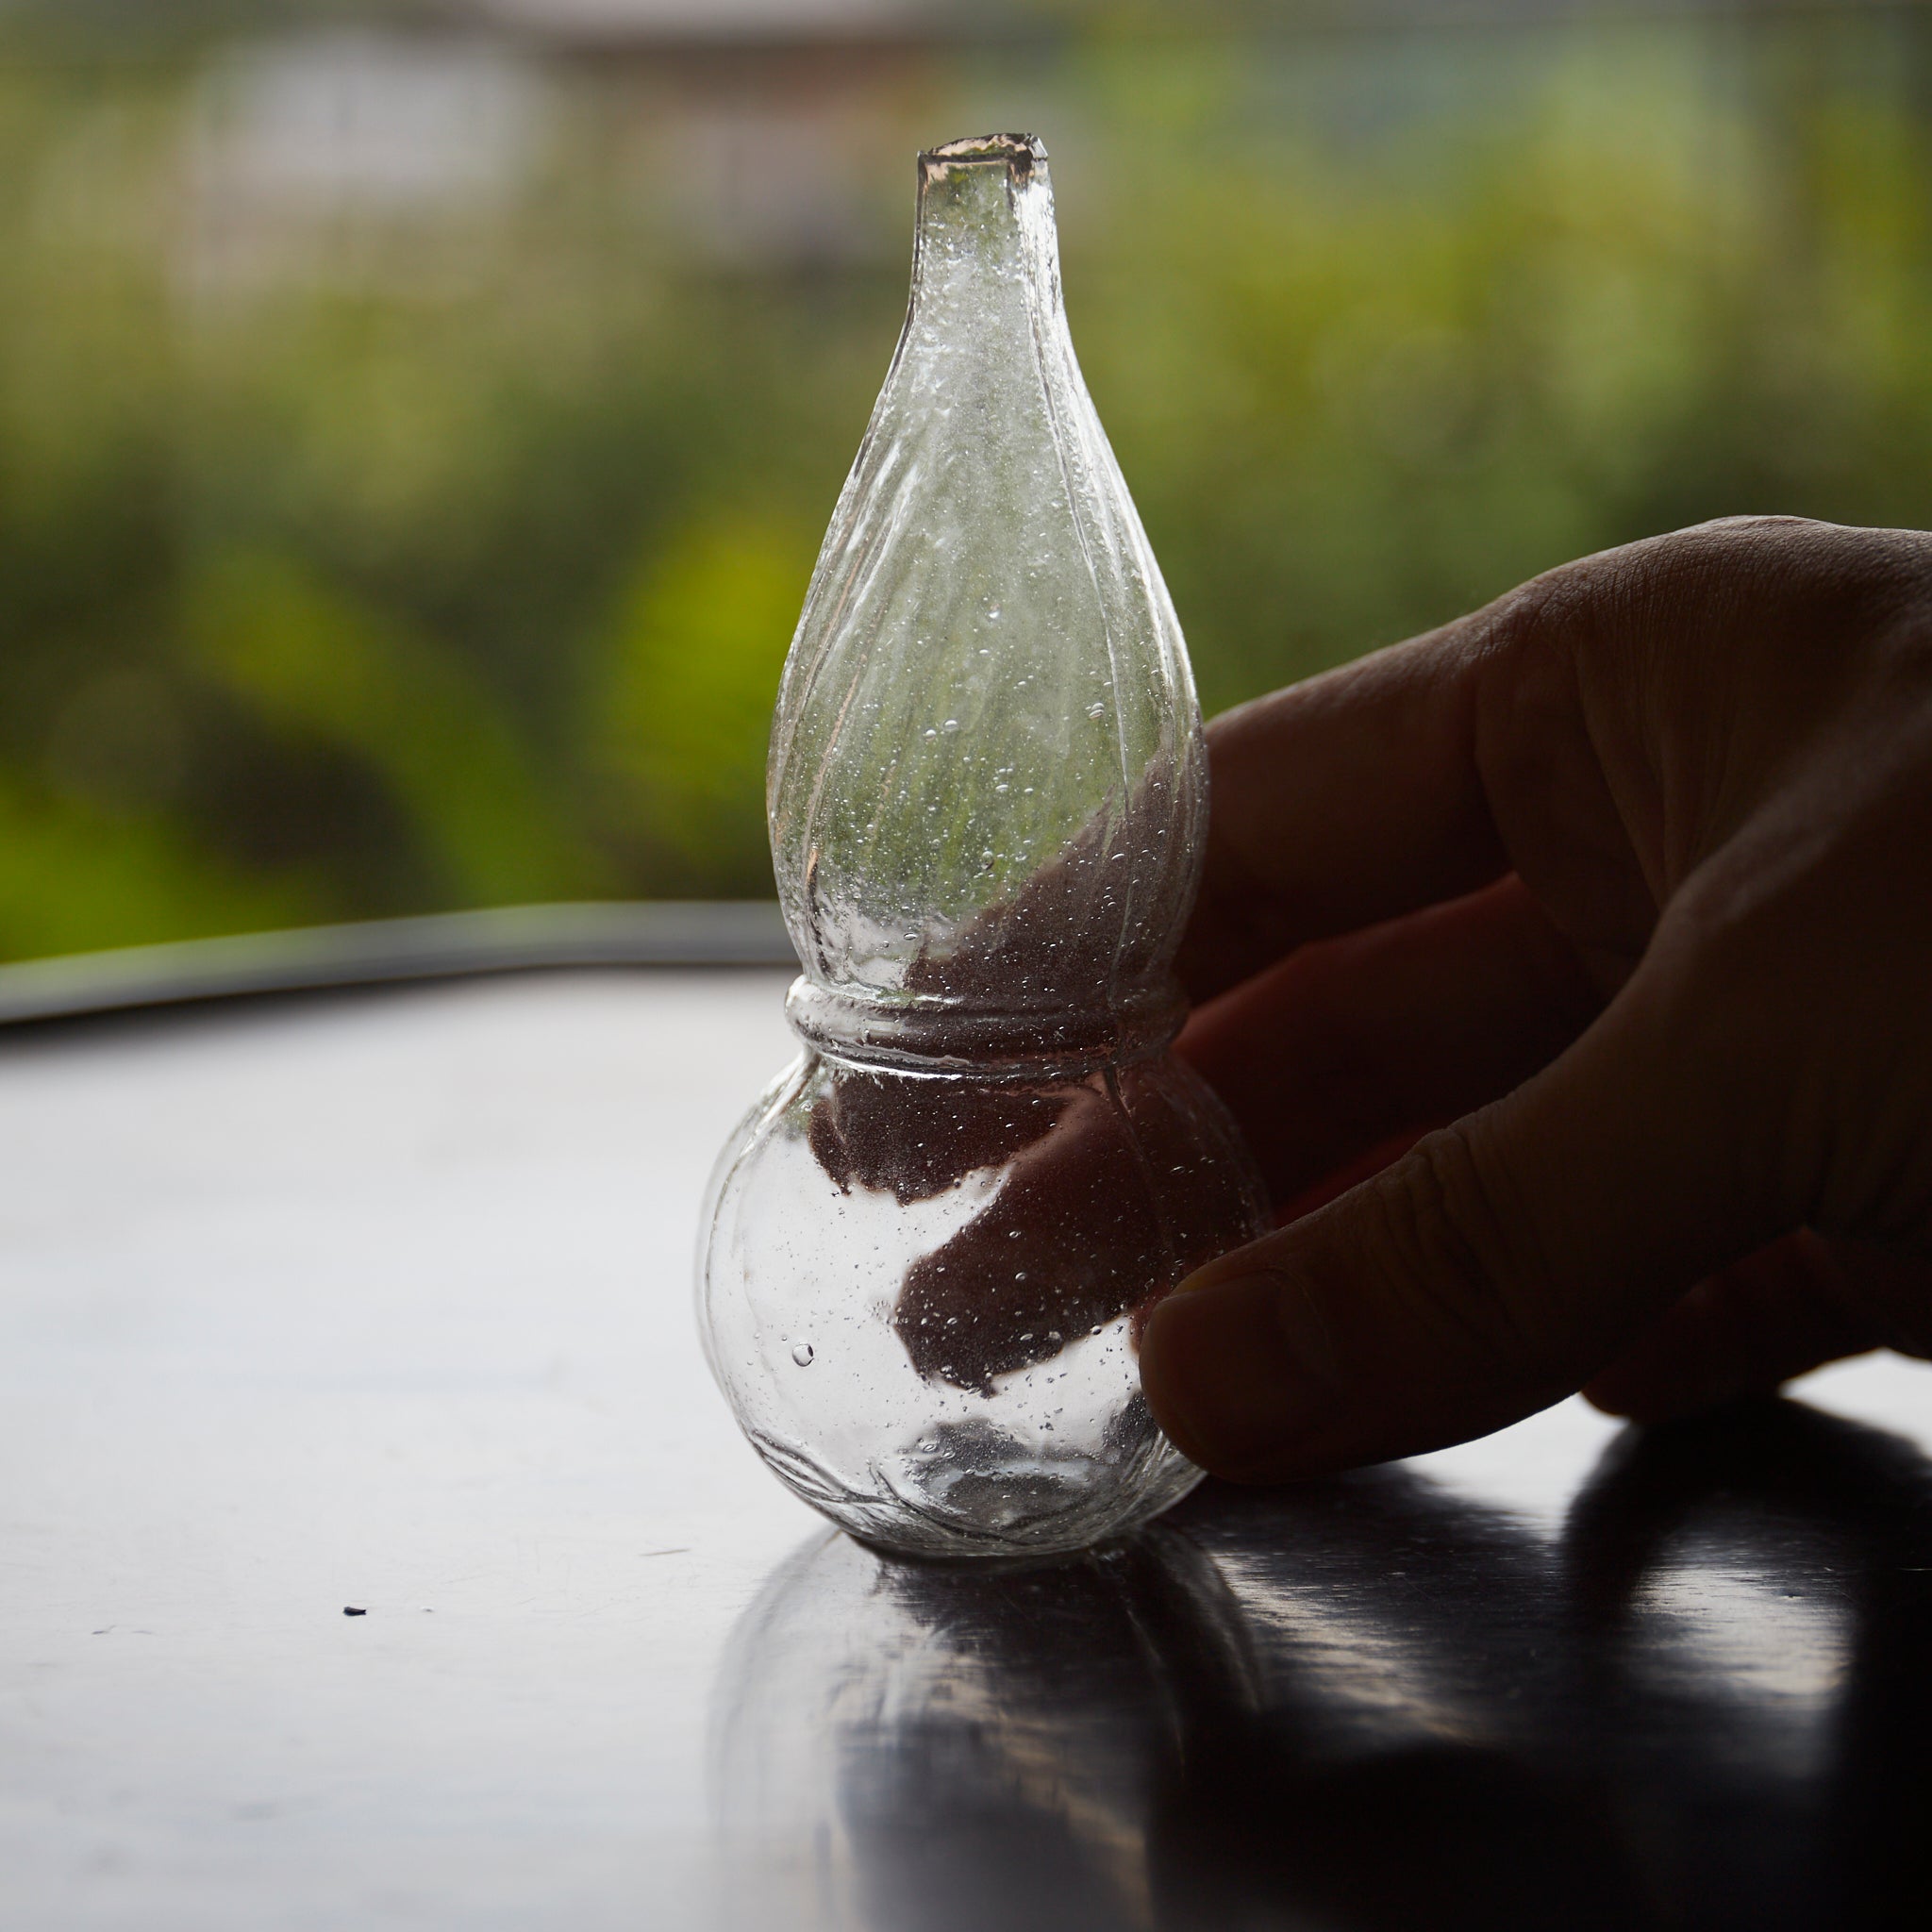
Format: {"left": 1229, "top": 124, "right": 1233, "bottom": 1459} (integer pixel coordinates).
{"left": 1485, "top": 518, "right": 1932, "bottom": 666}
{"left": 1687, "top": 512, "right": 1822, "bottom": 543}
{"left": 1617, "top": 891, "right": 1798, "bottom": 1219}
{"left": 1676, "top": 515, "right": 1932, "bottom": 624}
{"left": 1353, "top": 1124, "right": 1551, "bottom": 1387}
{"left": 1477, "top": 565, "right": 1595, "bottom": 660}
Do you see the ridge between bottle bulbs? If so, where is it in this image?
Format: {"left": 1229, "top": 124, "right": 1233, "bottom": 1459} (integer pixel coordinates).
{"left": 783, "top": 975, "right": 1187, "bottom": 1080}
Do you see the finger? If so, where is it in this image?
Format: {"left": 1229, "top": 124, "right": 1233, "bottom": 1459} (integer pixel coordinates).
{"left": 1583, "top": 1231, "right": 1890, "bottom": 1423}
{"left": 1271, "top": 1126, "right": 1429, "bottom": 1226}
{"left": 883, "top": 1059, "right": 1264, "bottom": 1394}
{"left": 1178, "top": 874, "right": 1603, "bottom": 1208}
{"left": 1823, "top": 1236, "right": 1932, "bottom": 1359}
{"left": 1141, "top": 916, "right": 1778, "bottom": 1480}
{"left": 1180, "top": 627, "right": 1509, "bottom": 1001}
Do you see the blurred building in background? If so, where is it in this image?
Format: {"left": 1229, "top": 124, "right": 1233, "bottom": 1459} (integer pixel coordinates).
{"left": 185, "top": 0, "right": 966, "bottom": 289}
{"left": 1, "top": 0, "right": 1930, "bottom": 958}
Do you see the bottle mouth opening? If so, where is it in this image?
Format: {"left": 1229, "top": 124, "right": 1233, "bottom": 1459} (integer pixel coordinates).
{"left": 919, "top": 133, "right": 1047, "bottom": 185}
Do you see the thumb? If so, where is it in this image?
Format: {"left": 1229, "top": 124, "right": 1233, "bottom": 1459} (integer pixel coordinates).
{"left": 1141, "top": 936, "right": 1777, "bottom": 1480}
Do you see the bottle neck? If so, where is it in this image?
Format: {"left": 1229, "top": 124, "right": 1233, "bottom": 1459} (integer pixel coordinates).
{"left": 903, "top": 134, "right": 1062, "bottom": 371}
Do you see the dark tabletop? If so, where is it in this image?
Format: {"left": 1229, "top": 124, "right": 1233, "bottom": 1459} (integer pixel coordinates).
{"left": 3, "top": 968, "right": 1928, "bottom": 1930}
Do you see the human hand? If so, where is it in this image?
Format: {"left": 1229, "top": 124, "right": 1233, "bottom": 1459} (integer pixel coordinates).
{"left": 1140, "top": 517, "right": 1932, "bottom": 1479}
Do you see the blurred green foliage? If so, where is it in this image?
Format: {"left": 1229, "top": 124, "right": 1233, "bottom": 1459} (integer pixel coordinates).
{"left": 2, "top": 7, "right": 1932, "bottom": 958}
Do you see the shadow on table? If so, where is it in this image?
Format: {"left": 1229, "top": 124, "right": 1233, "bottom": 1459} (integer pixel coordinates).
{"left": 708, "top": 1399, "right": 1932, "bottom": 1932}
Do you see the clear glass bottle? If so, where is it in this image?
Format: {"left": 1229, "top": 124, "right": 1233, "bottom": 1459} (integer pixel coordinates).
{"left": 696, "top": 134, "right": 1266, "bottom": 1558}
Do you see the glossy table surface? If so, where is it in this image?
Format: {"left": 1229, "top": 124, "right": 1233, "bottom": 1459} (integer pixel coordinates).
{"left": 4, "top": 970, "right": 1930, "bottom": 1930}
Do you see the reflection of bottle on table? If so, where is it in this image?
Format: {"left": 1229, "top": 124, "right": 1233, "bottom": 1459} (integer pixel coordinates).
{"left": 708, "top": 1521, "right": 1252, "bottom": 1930}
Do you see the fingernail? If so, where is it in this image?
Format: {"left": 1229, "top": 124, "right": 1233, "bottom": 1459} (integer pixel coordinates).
{"left": 1142, "top": 1272, "right": 1343, "bottom": 1478}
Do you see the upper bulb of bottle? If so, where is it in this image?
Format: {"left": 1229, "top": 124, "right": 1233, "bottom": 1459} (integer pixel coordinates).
{"left": 770, "top": 133, "right": 1207, "bottom": 1071}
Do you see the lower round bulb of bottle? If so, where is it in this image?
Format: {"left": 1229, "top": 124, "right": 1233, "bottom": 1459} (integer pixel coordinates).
{"left": 697, "top": 1046, "right": 1267, "bottom": 1559}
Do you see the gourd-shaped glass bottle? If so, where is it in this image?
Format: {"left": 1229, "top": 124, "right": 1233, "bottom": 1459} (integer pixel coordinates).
{"left": 697, "top": 134, "right": 1266, "bottom": 1558}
